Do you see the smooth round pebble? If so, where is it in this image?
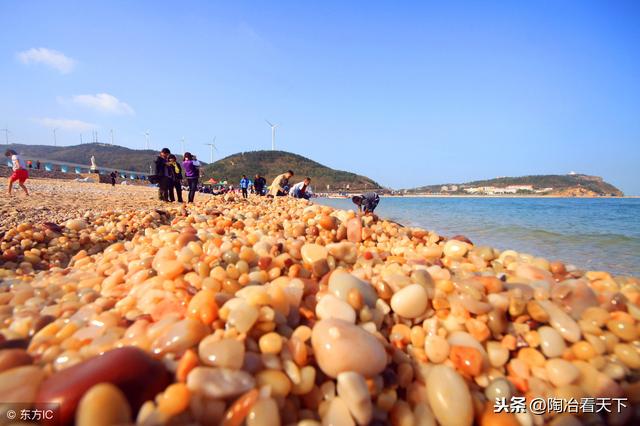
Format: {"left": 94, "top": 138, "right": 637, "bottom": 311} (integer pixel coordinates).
{"left": 546, "top": 359, "right": 580, "bottom": 387}
{"left": 425, "top": 335, "right": 450, "bottom": 364}
{"left": 76, "top": 383, "right": 132, "bottom": 426}
{"left": 316, "top": 294, "right": 356, "bottom": 323}
{"left": 337, "top": 371, "right": 372, "bottom": 425}
{"left": 538, "top": 326, "right": 567, "bottom": 358}
{"left": 199, "top": 337, "right": 245, "bottom": 370}
{"left": 187, "top": 367, "right": 256, "bottom": 399}
{"left": 311, "top": 319, "right": 386, "bottom": 378}
{"left": 390, "top": 284, "right": 429, "bottom": 318}
{"left": 426, "top": 365, "right": 473, "bottom": 426}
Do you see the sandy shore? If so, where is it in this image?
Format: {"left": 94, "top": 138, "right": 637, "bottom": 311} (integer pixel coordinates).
{"left": 0, "top": 179, "right": 171, "bottom": 231}
{"left": 0, "top": 178, "right": 638, "bottom": 425}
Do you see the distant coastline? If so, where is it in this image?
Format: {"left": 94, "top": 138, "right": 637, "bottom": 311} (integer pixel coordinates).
{"left": 323, "top": 194, "right": 639, "bottom": 199}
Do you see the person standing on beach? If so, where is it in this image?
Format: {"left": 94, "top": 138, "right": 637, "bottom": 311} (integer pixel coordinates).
{"left": 36, "top": 160, "right": 41, "bottom": 170}
{"left": 352, "top": 192, "right": 380, "bottom": 215}
{"left": 253, "top": 174, "right": 266, "bottom": 195}
{"left": 240, "top": 175, "right": 250, "bottom": 198}
{"left": 5, "top": 149, "right": 29, "bottom": 196}
{"left": 182, "top": 152, "right": 200, "bottom": 203}
{"left": 110, "top": 170, "right": 117, "bottom": 186}
{"left": 167, "top": 154, "right": 184, "bottom": 203}
{"left": 289, "top": 177, "right": 314, "bottom": 199}
{"left": 268, "top": 170, "right": 294, "bottom": 197}
{"left": 154, "top": 148, "right": 171, "bottom": 201}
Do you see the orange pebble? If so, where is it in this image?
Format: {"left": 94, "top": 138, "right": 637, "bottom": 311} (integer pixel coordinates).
{"left": 157, "top": 383, "right": 190, "bottom": 416}
{"left": 222, "top": 389, "right": 260, "bottom": 426}
{"left": 501, "top": 335, "right": 517, "bottom": 351}
{"left": 466, "top": 317, "right": 490, "bottom": 342}
{"left": 507, "top": 375, "right": 529, "bottom": 393}
{"left": 187, "top": 289, "right": 219, "bottom": 325}
{"left": 149, "top": 299, "right": 186, "bottom": 322}
{"left": 474, "top": 276, "right": 503, "bottom": 294}
{"left": 479, "top": 402, "right": 520, "bottom": 426}
{"left": 449, "top": 345, "right": 483, "bottom": 377}
{"left": 176, "top": 349, "right": 199, "bottom": 382}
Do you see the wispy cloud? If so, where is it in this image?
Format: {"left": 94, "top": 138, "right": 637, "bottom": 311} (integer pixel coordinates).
{"left": 62, "top": 93, "right": 135, "bottom": 115}
{"left": 17, "top": 48, "right": 76, "bottom": 74}
{"left": 35, "top": 118, "right": 95, "bottom": 131}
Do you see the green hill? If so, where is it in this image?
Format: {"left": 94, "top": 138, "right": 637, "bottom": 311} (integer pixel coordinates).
{"left": 4, "top": 143, "right": 173, "bottom": 173}
{"left": 202, "top": 150, "right": 381, "bottom": 191}
{"left": 407, "top": 174, "right": 623, "bottom": 196}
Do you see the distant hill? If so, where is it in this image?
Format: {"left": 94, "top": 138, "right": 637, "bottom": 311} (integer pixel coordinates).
{"left": 406, "top": 174, "right": 624, "bottom": 197}
{"left": 202, "top": 150, "right": 381, "bottom": 191}
{"left": 4, "top": 143, "right": 186, "bottom": 173}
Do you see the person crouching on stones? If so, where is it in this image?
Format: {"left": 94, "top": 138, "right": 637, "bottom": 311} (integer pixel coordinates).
{"left": 352, "top": 192, "right": 380, "bottom": 215}
{"left": 5, "top": 149, "right": 29, "bottom": 196}
{"left": 289, "top": 177, "right": 314, "bottom": 200}
{"left": 267, "top": 170, "right": 294, "bottom": 197}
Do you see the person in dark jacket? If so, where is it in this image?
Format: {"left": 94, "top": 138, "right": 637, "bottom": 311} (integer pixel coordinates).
{"left": 182, "top": 152, "right": 200, "bottom": 203}
{"left": 352, "top": 192, "right": 380, "bottom": 215}
{"left": 253, "top": 174, "right": 266, "bottom": 195}
{"left": 167, "top": 154, "right": 184, "bottom": 203}
{"left": 155, "top": 148, "right": 171, "bottom": 201}
{"left": 110, "top": 170, "right": 117, "bottom": 186}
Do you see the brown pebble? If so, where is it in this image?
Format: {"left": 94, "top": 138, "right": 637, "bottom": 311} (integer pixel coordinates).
{"left": 36, "top": 347, "right": 170, "bottom": 426}
{"left": 0, "top": 338, "right": 29, "bottom": 350}
{"left": 0, "top": 349, "right": 33, "bottom": 373}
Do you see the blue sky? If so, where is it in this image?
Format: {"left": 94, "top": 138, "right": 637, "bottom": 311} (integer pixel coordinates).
{"left": 1, "top": 1, "right": 639, "bottom": 193}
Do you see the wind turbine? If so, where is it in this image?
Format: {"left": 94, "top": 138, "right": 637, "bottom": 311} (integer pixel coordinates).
{"left": 143, "top": 131, "right": 150, "bottom": 150}
{"left": 180, "top": 137, "right": 186, "bottom": 155}
{"left": 110, "top": 129, "right": 115, "bottom": 145}
{"left": 53, "top": 128, "right": 58, "bottom": 146}
{"left": 205, "top": 137, "right": 218, "bottom": 164}
{"left": 0, "top": 126, "right": 9, "bottom": 145}
{"left": 265, "top": 119, "right": 278, "bottom": 151}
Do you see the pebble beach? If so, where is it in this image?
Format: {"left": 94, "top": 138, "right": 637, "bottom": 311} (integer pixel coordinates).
{"left": 0, "top": 179, "right": 639, "bottom": 426}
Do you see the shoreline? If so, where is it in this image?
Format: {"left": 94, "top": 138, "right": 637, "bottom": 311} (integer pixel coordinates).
{"left": 0, "top": 179, "right": 638, "bottom": 425}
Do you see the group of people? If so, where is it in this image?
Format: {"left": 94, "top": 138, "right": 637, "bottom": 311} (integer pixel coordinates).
{"left": 236, "top": 170, "right": 314, "bottom": 200}
{"left": 154, "top": 148, "right": 201, "bottom": 203}
{"left": 6, "top": 146, "right": 380, "bottom": 215}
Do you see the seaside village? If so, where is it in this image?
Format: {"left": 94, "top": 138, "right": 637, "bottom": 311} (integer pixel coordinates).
{"left": 443, "top": 185, "right": 552, "bottom": 195}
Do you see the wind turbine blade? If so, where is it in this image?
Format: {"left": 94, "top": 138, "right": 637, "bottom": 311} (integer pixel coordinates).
{"left": 265, "top": 119, "right": 273, "bottom": 127}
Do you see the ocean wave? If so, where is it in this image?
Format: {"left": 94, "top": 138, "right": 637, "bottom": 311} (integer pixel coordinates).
{"left": 487, "top": 226, "right": 640, "bottom": 245}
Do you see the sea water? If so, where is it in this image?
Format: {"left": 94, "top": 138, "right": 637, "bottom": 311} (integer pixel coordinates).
{"left": 317, "top": 197, "right": 640, "bottom": 277}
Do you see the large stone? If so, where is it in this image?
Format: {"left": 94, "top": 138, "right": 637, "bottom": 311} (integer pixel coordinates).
{"left": 311, "top": 319, "right": 386, "bottom": 378}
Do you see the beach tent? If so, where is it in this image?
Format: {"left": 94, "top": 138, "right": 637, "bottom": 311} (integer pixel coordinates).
{"left": 203, "top": 178, "right": 219, "bottom": 185}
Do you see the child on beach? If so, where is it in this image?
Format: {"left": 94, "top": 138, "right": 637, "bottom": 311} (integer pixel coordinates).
{"left": 352, "top": 192, "right": 380, "bottom": 215}
{"left": 240, "top": 175, "right": 250, "bottom": 198}
{"left": 5, "top": 149, "right": 29, "bottom": 196}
